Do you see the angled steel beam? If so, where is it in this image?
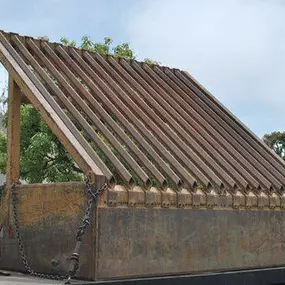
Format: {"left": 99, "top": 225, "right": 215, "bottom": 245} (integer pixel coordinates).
{"left": 0, "top": 32, "right": 105, "bottom": 179}
{"left": 6, "top": 77, "right": 21, "bottom": 186}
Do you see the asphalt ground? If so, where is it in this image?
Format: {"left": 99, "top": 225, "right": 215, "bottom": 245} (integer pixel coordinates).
{"left": 2, "top": 267, "right": 285, "bottom": 285}
{"left": 0, "top": 271, "right": 83, "bottom": 285}
{"left": 0, "top": 273, "right": 62, "bottom": 284}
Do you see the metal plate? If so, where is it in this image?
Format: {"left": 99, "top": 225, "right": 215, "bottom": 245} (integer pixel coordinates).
{"left": 96, "top": 207, "right": 285, "bottom": 279}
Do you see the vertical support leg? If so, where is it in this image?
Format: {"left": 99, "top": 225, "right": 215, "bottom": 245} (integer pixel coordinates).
{"left": 6, "top": 76, "right": 21, "bottom": 186}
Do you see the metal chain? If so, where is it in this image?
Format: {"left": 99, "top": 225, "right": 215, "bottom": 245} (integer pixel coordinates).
{"left": 65, "top": 178, "right": 107, "bottom": 283}
{"left": 11, "top": 178, "right": 107, "bottom": 283}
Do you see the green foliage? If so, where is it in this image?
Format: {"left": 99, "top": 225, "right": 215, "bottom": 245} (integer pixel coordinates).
{"left": 60, "top": 35, "right": 136, "bottom": 59}
{"left": 0, "top": 131, "right": 7, "bottom": 174}
{"left": 60, "top": 37, "right": 76, "bottom": 47}
{"left": 263, "top": 131, "right": 285, "bottom": 159}
{"left": 20, "top": 105, "right": 84, "bottom": 183}
{"left": 92, "top": 37, "right": 112, "bottom": 54}
{"left": 144, "top": 58, "right": 161, "bottom": 65}
{"left": 38, "top": 36, "right": 49, "bottom": 41}
{"left": 0, "top": 35, "right": 158, "bottom": 183}
{"left": 113, "top": 42, "right": 135, "bottom": 59}
{"left": 0, "top": 105, "right": 83, "bottom": 183}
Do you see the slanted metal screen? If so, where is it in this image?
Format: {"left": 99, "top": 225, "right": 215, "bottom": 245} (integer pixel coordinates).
{"left": 0, "top": 30, "right": 284, "bottom": 193}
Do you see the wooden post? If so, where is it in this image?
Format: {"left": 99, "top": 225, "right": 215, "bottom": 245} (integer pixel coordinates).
{"left": 6, "top": 76, "right": 21, "bottom": 186}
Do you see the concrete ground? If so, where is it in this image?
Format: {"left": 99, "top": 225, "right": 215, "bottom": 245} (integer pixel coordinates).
{"left": 0, "top": 272, "right": 62, "bottom": 284}
{"left": 2, "top": 268, "right": 285, "bottom": 285}
{"left": 0, "top": 271, "right": 85, "bottom": 285}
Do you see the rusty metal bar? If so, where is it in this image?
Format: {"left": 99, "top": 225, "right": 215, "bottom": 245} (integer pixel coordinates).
{"left": 152, "top": 66, "right": 275, "bottom": 190}
{"left": 39, "top": 42, "right": 150, "bottom": 187}
{"left": 130, "top": 61, "right": 251, "bottom": 190}
{"left": 96, "top": 54, "right": 224, "bottom": 188}
{"left": 182, "top": 70, "right": 285, "bottom": 169}
{"left": 1, "top": 29, "right": 285, "bottom": 192}
{"left": 56, "top": 46, "right": 169, "bottom": 187}
{"left": 10, "top": 35, "right": 114, "bottom": 181}
{"left": 84, "top": 52, "right": 201, "bottom": 188}
{"left": 0, "top": 31, "right": 104, "bottom": 178}
{"left": 6, "top": 77, "right": 21, "bottom": 186}
{"left": 15, "top": 37, "right": 125, "bottom": 183}
{"left": 141, "top": 64, "right": 266, "bottom": 189}
{"left": 175, "top": 69, "right": 285, "bottom": 190}
{"left": 73, "top": 50, "right": 193, "bottom": 187}
{"left": 66, "top": 48, "right": 182, "bottom": 187}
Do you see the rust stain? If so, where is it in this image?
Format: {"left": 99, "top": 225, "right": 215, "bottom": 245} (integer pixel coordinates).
{"left": 0, "top": 190, "right": 9, "bottom": 226}
{"left": 15, "top": 183, "right": 85, "bottom": 226}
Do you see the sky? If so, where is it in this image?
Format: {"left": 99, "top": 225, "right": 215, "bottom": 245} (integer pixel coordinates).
{"left": 0, "top": 0, "right": 285, "bottom": 137}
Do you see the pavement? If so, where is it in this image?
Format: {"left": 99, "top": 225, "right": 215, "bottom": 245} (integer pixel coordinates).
{"left": 0, "top": 272, "right": 62, "bottom": 284}
{"left": 0, "top": 271, "right": 85, "bottom": 285}
{"left": 2, "top": 267, "right": 285, "bottom": 285}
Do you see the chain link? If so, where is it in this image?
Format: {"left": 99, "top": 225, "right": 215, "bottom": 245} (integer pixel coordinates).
{"left": 66, "top": 178, "right": 107, "bottom": 281}
{"left": 11, "top": 178, "right": 107, "bottom": 283}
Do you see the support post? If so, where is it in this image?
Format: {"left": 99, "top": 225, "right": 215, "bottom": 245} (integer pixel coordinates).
{"left": 6, "top": 76, "right": 21, "bottom": 186}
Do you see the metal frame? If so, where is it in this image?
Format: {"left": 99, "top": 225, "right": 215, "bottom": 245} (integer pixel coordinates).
{"left": 1, "top": 29, "right": 285, "bottom": 191}
{"left": 6, "top": 77, "right": 21, "bottom": 186}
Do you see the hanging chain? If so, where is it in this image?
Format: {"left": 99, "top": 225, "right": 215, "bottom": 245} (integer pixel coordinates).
{"left": 11, "top": 178, "right": 107, "bottom": 283}
{"left": 65, "top": 178, "right": 107, "bottom": 283}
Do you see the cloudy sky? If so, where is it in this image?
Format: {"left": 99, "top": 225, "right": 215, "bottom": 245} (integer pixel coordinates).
{"left": 0, "top": 0, "right": 284, "bottom": 137}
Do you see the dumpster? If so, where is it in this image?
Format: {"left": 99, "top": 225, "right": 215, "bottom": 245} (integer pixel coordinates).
{"left": 1, "top": 30, "right": 285, "bottom": 282}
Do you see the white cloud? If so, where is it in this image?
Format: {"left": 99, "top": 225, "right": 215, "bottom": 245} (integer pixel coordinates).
{"left": 126, "top": 0, "right": 285, "bottom": 136}
{"left": 0, "top": 0, "right": 284, "bottom": 137}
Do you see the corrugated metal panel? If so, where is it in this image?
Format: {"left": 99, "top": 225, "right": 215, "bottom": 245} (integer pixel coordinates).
{"left": 0, "top": 30, "right": 284, "bottom": 191}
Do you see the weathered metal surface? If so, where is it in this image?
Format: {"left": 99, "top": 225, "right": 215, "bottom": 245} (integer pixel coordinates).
{"left": 156, "top": 67, "right": 271, "bottom": 189}
{"left": 6, "top": 78, "right": 21, "bottom": 186}
{"left": 92, "top": 186, "right": 285, "bottom": 280}
{"left": 95, "top": 206, "right": 285, "bottom": 279}
{"left": 2, "top": 184, "right": 285, "bottom": 281}
{"left": 0, "top": 30, "right": 285, "bottom": 190}
{"left": 0, "top": 183, "right": 95, "bottom": 280}
{"left": 81, "top": 51, "right": 185, "bottom": 187}
{"left": 2, "top": 28, "right": 285, "bottom": 283}
{"left": 40, "top": 42, "right": 149, "bottom": 186}
{"left": 176, "top": 69, "right": 285, "bottom": 186}
{"left": 60, "top": 47, "right": 167, "bottom": 187}
{"left": 0, "top": 33, "right": 104, "bottom": 178}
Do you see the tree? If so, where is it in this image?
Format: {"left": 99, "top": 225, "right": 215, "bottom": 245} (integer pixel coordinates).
{"left": 0, "top": 36, "right": 157, "bottom": 183}
{"left": 263, "top": 131, "right": 285, "bottom": 160}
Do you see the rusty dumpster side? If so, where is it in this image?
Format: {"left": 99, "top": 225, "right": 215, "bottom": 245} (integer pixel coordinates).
{"left": 1, "top": 183, "right": 285, "bottom": 281}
